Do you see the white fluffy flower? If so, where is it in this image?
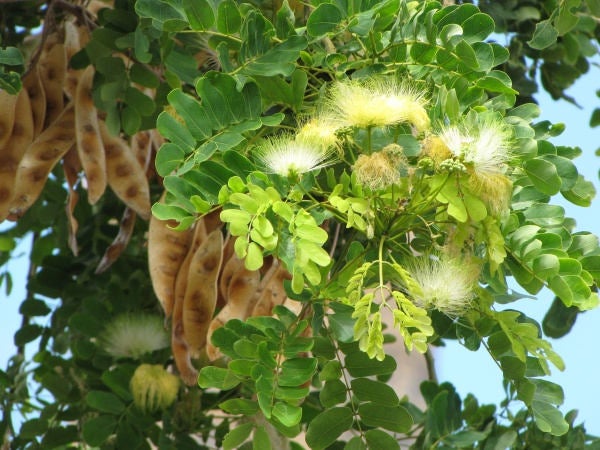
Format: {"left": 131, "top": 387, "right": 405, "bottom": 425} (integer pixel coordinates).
{"left": 407, "top": 255, "right": 479, "bottom": 315}
{"left": 255, "top": 135, "right": 336, "bottom": 177}
{"left": 438, "top": 118, "right": 512, "bottom": 175}
{"left": 99, "top": 314, "right": 169, "bottom": 359}
{"left": 326, "top": 78, "right": 430, "bottom": 131}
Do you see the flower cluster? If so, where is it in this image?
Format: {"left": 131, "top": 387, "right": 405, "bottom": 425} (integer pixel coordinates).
{"left": 255, "top": 76, "right": 430, "bottom": 179}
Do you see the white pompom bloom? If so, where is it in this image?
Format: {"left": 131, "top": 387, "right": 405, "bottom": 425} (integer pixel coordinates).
{"left": 407, "top": 254, "right": 479, "bottom": 315}
{"left": 99, "top": 314, "right": 169, "bottom": 359}
{"left": 255, "top": 134, "right": 337, "bottom": 177}
{"left": 438, "top": 118, "right": 512, "bottom": 176}
{"left": 326, "top": 78, "right": 430, "bottom": 131}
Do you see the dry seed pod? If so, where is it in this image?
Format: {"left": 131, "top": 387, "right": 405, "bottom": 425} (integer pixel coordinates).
{"left": 63, "top": 146, "right": 81, "bottom": 255}
{"left": 22, "top": 66, "right": 47, "bottom": 138}
{"left": 39, "top": 38, "right": 66, "bottom": 127}
{"left": 182, "top": 229, "right": 224, "bottom": 355}
{"left": 75, "top": 65, "right": 106, "bottom": 204}
{"left": 0, "top": 89, "right": 18, "bottom": 149}
{"left": 206, "top": 258, "right": 261, "bottom": 361}
{"left": 99, "top": 121, "right": 151, "bottom": 219}
{"left": 251, "top": 265, "right": 291, "bottom": 317}
{"left": 95, "top": 207, "right": 137, "bottom": 274}
{"left": 171, "top": 220, "right": 208, "bottom": 384}
{"left": 148, "top": 198, "right": 194, "bottom": 318}
{"left": 130, "top": 130, "right": 153, "bottom": 173}
{"left": 0, "top": 89, "right": 34, "bottom": 220}
{"left": 63, "top": 21, "right": 89, "bottom": 100}
{"left": 7, "top": 103, "right": 75, "bottom": 220}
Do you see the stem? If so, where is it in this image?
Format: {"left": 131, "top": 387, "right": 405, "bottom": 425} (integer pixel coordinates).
{"left": 424, "top": 347, "right": 438, "bottom": 383}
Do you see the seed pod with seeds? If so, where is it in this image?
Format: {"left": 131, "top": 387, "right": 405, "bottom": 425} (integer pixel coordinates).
{"left": 0, "top": 89, "right": 34, "bottom": 220}
{"left": 39, "top": 36, "right": 66, "bottom": 127}
{"left": 8, "top": 103, "right": 75, "bottom": 220}
{"left": 0, "top": 90, "right": 18, "bottom": 149}
{"left": 22, "top": 66, "right": 47, "bottom": 138}
{"left": 148, "top": 195, "right": 194, "bottom": 318}
{"left": 182, "top": 229, "right": 224, "bottom": 356}
{"left": 75, "top": 65, "right": 106, "bottom": 204}
{"left": 99, "top": 121, "right": 151, "bottom": 219}
{"left": 171, "top": 220, "right": 208, "bottom": 384}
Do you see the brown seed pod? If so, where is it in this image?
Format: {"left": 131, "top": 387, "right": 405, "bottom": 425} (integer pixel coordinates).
{"left": 63, "top": 145, "right": 81, "bottom": 255}
{"left": 171, "top": 220, "right": 208, "bottom": 384}
{"left": 206, "top": 257, "right": 261, "bottom": 361}
{"left": 182, "top": 229, "right": 224, "bottom": 356}
{"left": 148, "top": 196, "right": 194, "bottom": 318}
{"left": 251, "top": 264, "right": 291, "bottom": 317}
{"left": 0, "top": 89, "right": 34, "bottom": 220}
{"left": 22, "top": 66, "right": 47, "bottom": 138}
{"left": 95, "top": 207, "right": 137, "bottom": 274}
{"left": 98, "top": 121, "right": 151, "bottom": 219}
{"left": 75, "top": 65, "right": 107, "bottom": 204}
{"left": 7, "top": 103, "right": 75, "bottom": 220}
{"left": 38, "top": 36, "right": 66, "bottom": 127}
{"left": 0, "top": 90, "right": 18, "bottom": 149}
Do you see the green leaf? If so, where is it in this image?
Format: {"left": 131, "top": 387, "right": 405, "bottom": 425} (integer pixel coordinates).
{"left": 195, "top": 72, "right": 261, "bottom": 130}
{"left": 155, "top": 143, "right": 186, "bottom": 177}
{"left": 561, "top": 175, "right": 596, "bottom": 207}
{"left": 527, "top": 19, "right": 558, "bottom": 50}
{"left": 365, "top": 429, "right": 400, "bottom": 450}
{"left": 272, "top": 402, "right": 302, "bottom": 427}
{"left": 524, "top": 158, "right": 562, "bottom": 195}
{"left": 444, "top": 430, "right": 489, "bottom": 446}
{"left": 253, "top": 426, "right": 272, "bottom": 450}
{"left": 14, "top": 324, "right": 42, "bottom": 346}
{"left": 410, "top": 42, "right": 437, "bottom": 64}
{"left": 19, "top": 419, "right": 48, "bottom": 438}
{"left": 135, "top": 0, "right": 187, "bottom": 31}
{"left": 461, "top": 13, "right": 495, "bottom": 43}
{"left": 82, "top": 415, "right": 117, "bottom": 447}
{"left": 555, "top": 0, "right": 580, "bottom": 35}
{"left": 85, "top": 391, "right": 126, "bottom": 415}
{"left": 217, "top": 0, "right": 242, "bottom": 34}
{"left": 219, "top": 399, "right": 259, "bottom": 415}
{"left": 183, "top": 0, "right": 214, "bottom": 30}
{"left": 0, "top": 47, "right": 24, "bottom": 65}
{"left": 319, "top": 379, "right": 347, "bottom": 407}
{"left": 345, "top": 352, "right": 396, "bottom": 377}
{"left": 279, "top": 358, "right": 317, "bottom": 386}
{"left": 156, "top": 111, "right": 195, "bottom": 152}
{"left": 167, "top": 88, "right": 212, "bottom": 140}
{"left": 305, "top": 407, "right": 354, "bottom": 450}
{"left": 223, "top": 422, "right": 253, "bottom": 450}
{"left": 357, "top": 403, "right": 412, "bottom": 433}
{"left": 19, "top": 299, "right": 51, "bottom": 317}
{"left": 243, "top": 35, "right": 308, "bottom": 77}
{"left": 351, "top": 378, "right": 400, "bottom": 406}
{"left": 531, "top": 400, "right": 569, "bottom": 435}
{"left": 198, "top": 366, "right": 240, "bottom": 390}
{"left": 307, "top": 3, "right": 342, "bottom": 36}
{"left": 455, "top": 40, "right": 479, "bottom": 70}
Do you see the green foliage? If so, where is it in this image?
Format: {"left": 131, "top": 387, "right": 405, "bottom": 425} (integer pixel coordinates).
{"left": 3, "top": 0, "right": 600, "bottom": 449}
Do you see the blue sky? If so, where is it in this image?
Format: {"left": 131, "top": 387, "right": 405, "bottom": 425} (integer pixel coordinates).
{"left": 1, "top": 63, "right": 600, "bottom": 435}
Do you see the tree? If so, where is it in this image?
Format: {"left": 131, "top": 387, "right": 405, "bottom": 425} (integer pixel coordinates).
{"left": 1, "top": 0, "right": 599, "bottom": 448}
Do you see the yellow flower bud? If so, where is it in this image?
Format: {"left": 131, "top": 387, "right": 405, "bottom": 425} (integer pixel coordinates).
{"left": 130, "top": 364, "right": 180, "bottom": 413}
